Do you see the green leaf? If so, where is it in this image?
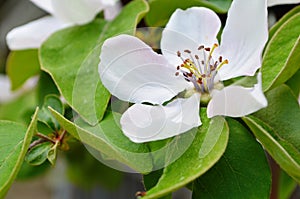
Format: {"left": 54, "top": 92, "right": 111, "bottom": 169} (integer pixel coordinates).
{"left": 145, "top": 0, "right": 231, "bottom": 26}
{"left": 6, "top": 50, "right": 40, "bottom": 90}
{"left": 269, "top": 5, "right": 300, "bottom": 40}
{"left": 38, "top": 95, "right": 64, "bottom": 131}
{"left": 65, "top": 143, "right": 123, "bottom": 190}
{"left": 0, "top": 108, "right": 38, "bottom": 198}
{"left": 37, "top": 72, "right": 59, "bottom": 106}
{"left": 40, "top": 0, "right": 149, "bottom": 125}
{"left": 243, "top": 85, "right": 300, "bottom": 183}
{"left": 0, "top": 89, "right": 37, "bottom": 124}
{"left": 278, "top": 170, "right": 297, "bottom": 199}
{"left": 285, "top": 69, "right": 300, "bottom": 97}
{"left": 49, "top": 108, "right": 153, "bottom": 173}
{"left": 142, "top": 111, "right": 229, "bottom": 199}
{"left": 192, "top": 119, "right": 271, "bottom": 199}
{"left": 47, "top": 144, "right": 58, "bottom": 165}
{"left": 25, "top": 142, "right": 53, "bottom": 166}
{"left": 262, "top": 12, "right": 300, "bottom": 91}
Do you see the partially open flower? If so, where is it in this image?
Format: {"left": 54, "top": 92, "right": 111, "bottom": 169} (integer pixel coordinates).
{"left": 6, "top": 0, "right": 121, "bottom": 50}
{"left": 99, "top": 0, "right": 268, "bottom": 143}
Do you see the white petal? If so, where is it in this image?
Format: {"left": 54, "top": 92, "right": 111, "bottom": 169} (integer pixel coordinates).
{"left": 100, "top": 0, "right": 119, "bottom": 6}
{"left": 104, "top": 1, "right": 121, "bottom": 21}
{"left": 99, "top": 34, "right": 190, "bottom": 104}
{"left": 0, "top": 75, "right": 38, "bottom": 103}
{"left": 30, "top": 0, "right": 54, "bottom": 14}
{"left": 161, "top": 7, "right": 221, "bottom": 66}
{"left": 268, "top": 0, "right": 300, "bottom": 6}
{"left": 120, "top": 94, "right": 201, "bottom": 143}
{"left": 6, "top": 16, "right": 70, "bottom": 50}
{"left": 207, "top": 73, "right": 267, "bottom": 118}
{"left": 51, "top": 0, "right": 107, "bottom": 24}
{"left": 217, "top": 0, "right": 268, "bottom": 80}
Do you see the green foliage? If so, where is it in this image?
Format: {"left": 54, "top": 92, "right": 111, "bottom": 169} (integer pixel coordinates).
{"left": 25, "top": 142, "right": 53, "bottom": 166}
{"left": 262, "top": 10, "right": 300, "bottom": 91}
{"left": 142, "top": 111, "right": 229, "bottom": 199}
{"left": 243, "top": 85, "right": 300, "bottom": 183}
{"left": 0, "top": 109, "right": 38, "bottom": 198}
{"left": 6, "top": 50, "right": 40, "bottom": 90}
{"left": 192, "top": 119, "right": 271, "bottom": 199}
{"left": 38, "top": 95, "right": 64, "bottom": 131}
{"left": 278, "top": 170, "right": 297, "bottom": 199}
{"left": 0, "top": 89, "right": 37, "bottom": 124}
{"left": 145, "top": 0, "right": 232, "bottom": 26}
{"left": 49, "top": 108, "right": 153, "bottom": 173}
{"left": 40, "top": 0, "right": 149, "bottom": 125}
{"left": 37, "top": 72, "right": 60, "bottom": 106}
{"left": 65, "top": 143, "right": 123, "bottom": 190}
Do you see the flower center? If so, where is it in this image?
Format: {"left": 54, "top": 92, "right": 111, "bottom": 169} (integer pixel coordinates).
{"left": 175, "top": 44, "right": 228, "bottom": 94}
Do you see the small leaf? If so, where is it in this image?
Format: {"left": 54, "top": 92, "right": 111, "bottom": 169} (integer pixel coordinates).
{"left": 38, "top": 95, "right": 64, "bottom": 130}
{"left": 40, "top": 0, "right": 149, "bottom": 125}
{"left": 243, "top": 85, "right": 300, "bottom": 183}
{"left": 145, "top": 0, "right": 231, "bottom": 26}
{"left": 6, "top": 50, "right": 40, "bottom": 90}
{"left": 47, "top": 144, "right": 57, "bottom": 165}
{"left": 0, "top": 108, "right": 38, "bottom": 198}
{"left": 192, "top": 119, "right": 271, "bottom": 199}
{"left": 142, "top": 111, "right": 229, "bottom": 199}
{"left": 262, "top": 12, "right": 300, "bottom": 91}
{"left": 25, "top": 142, "right": 53, "bottom": 166}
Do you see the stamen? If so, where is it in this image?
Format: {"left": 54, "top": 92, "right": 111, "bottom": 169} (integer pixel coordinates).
{"left": 216, "top": 59, "right": 229, "bottom": 71}
{"left": 219, "top": 56, "right": 223, "bottom": 63}
{"left": 175, "top": 43, "right": 228, "bottom": 94}
{"left": 198, "top": 45, "right": 204, "bottom": 50}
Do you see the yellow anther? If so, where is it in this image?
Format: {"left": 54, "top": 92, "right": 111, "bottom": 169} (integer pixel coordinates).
{"left": 216, "top": 59, "right": 229, "bottom": 71}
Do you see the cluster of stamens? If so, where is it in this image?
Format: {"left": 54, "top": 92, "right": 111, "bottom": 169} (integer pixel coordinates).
{"left": 175, "top": 43, "right": 228, "bottom": 93}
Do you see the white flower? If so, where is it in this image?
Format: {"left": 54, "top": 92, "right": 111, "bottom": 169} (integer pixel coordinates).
{"left": 6, "top": 0, "right": 121, "bottom": 50}
{"left": 99, "top": 0, "right": 268, "bottom": 143}
{"left": 268, "top": 0, "right": 300, "bottom": 6}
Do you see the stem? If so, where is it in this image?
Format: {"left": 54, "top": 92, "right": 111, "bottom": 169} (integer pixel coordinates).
{"left": 28, "top": 139, "right": 47, "bottom": 151}
{"left": 58, "top": 130, "right": 67, "bottom": 141}
{"left": 36, "top": 132, "right": 56, "bottom": 143}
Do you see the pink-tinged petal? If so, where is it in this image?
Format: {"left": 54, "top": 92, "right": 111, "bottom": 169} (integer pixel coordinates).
{"left": 99, "top": 34, "right": 190, "bottom": 104}
{"left": 51, "top": 0, "right": 106, "bottom": 24}
{"left": 104, "top": 1, "right": 121, "bottom": 21}
{"left": 268, "top": 0, "right": 300, "bottom": 6}
{"left": 207, "top": 73, "right": 267, "bottom": 118}
{"left": 218, "top": 0, "right": 268, "bottom": 80}
{"left": 120, "top": 94, "right": 201, "bottom": 143}
{"left": 6, "top": 16, "right": 70, "bottom": 50}
{"left": 30, "top": 0, "right": 54, "bottom": 14}
{"left": 161, "top": 7, "right": 221, "bottom": 66}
